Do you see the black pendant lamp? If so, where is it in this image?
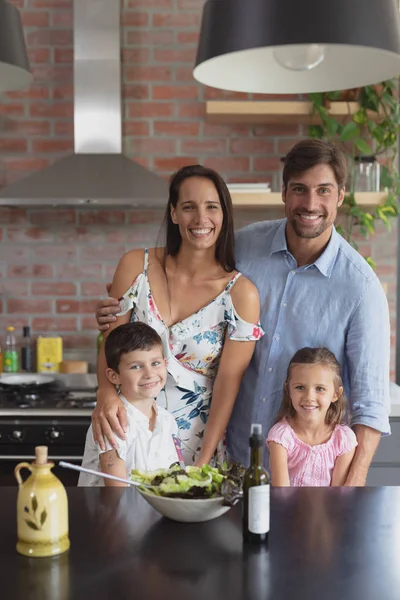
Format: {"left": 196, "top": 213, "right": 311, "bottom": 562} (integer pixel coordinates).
{"left": 0, "top": 0, "right": 32, "bottom": 94}
{"left": 193, "top": 0, "right": 400, "bottom": 94}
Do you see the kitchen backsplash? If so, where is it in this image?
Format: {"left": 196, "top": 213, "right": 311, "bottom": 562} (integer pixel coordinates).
{"left": 0, "top": 0, "right": 397, "bottom": 375}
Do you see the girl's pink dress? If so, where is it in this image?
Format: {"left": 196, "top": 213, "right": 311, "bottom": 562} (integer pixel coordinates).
{"left": 267, "top": 418, "right": 358, "bottom": 486}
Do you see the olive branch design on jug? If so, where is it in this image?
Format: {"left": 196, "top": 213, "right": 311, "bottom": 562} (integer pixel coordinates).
{"left": 24, "top": 495, "right": 47, "bottom": 531}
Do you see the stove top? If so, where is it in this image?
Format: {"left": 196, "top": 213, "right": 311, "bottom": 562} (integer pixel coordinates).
{"left": 0, "top": 376, "right": 97, "bottom": 417}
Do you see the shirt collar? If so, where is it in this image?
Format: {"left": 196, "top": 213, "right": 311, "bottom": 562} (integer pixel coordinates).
{"left": 119, "top": 393, "right": 158, "bottom": 422}
{"left": 269, "top": 218, "right": 341, "bottom": 278}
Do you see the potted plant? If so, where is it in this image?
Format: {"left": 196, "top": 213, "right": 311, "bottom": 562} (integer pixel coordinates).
{"left": 307, "top": 79, "right": 400, "bottom": 268}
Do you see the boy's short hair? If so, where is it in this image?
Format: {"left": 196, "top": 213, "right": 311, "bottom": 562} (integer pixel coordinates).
{"left": 105, "top": 322, "right": 163, "bottom": 373}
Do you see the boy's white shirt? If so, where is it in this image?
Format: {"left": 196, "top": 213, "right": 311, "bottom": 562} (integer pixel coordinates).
{"left": 78, "top": 393, "right": 179, "bottom": 486}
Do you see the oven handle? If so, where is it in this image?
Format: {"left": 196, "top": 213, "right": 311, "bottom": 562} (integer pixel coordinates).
{"left": 0, "top": 455, "right": 83, "bottom": 461}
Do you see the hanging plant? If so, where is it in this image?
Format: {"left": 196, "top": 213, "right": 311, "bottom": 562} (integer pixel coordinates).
{"left": 307, "top": 79, "right": 400, "bottom": 268}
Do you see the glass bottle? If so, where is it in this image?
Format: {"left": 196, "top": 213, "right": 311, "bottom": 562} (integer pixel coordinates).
{"left": 353, "top": 156, "right": 380, "bottom": 192}
{"left": 243, "top": 423, "right": 270, "bottom": 544}
{"left": 21, "top": 325, "right": 32, "bottom": 373}
{"left": 3, "top": 326, "right": 19, "bottom": 373}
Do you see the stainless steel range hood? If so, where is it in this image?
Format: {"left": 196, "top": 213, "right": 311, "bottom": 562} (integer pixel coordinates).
{"left": 0, "top": 0, "right": 168, "bottom": 207}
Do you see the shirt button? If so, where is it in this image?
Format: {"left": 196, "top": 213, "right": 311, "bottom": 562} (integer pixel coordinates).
{"left": 268, "top": 367, "right": 273, "bottom": 372}
{"left": 274, "top": 335, "right": 280, "bottom": 341}
{"left": 262, "top": 397, "right": 267, "bottom": 403}
{"left": 282, "top": 302, "right": 287, "bottom": 307}
{"left": 291, "top": 270, "right": 296, "bottom": 275}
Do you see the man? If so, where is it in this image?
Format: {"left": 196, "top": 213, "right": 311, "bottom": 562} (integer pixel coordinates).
{"left": 94, "top": 139, "right": 390, "bottom": 485}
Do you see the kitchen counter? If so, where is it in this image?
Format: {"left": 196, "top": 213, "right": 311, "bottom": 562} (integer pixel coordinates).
{"left": 1, "top": 485, "right": 400, "bottom": 600}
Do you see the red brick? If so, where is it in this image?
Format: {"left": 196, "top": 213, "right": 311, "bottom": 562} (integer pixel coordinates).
{"left": 128, "top": 211, "right": 164, "bottom": 225}
{"left": 9, "top": 299, "right": 52, "bottom": 314}
{"left": 0, "top": 209, "right": 28, "bottom": 225}
{"left": 32, "top": 282, "right": 76, "bottom": 296}
{"left": 5, "top": 158, "right": 50, "bottom": 172}
{"left": 0, "top": 317, "right": 28, "bottom": 331}
{"left": 0, "top": 113, "right": 35, "bottom": 136}
{"left": 79, "top": 211, "right": 126, "bottom": 226}
{"left": 32, "top": 65, "right": 72, "bottom": 81}
{"left": 33, "top": 245, "right": 77, "bottom": 261}
{"left": 81, "top": 316, "right": 100, "bottom": 330}
{"left": 32, "top": 317, "right": 78, "bottom": 332}
{"left": 152, "top": 13, "right": 200, "bottom": 27}
{"left": 0, "top": 104, "right": 25, "bottom": 116}
{"left": 55, "top": 264, "right": 102, "bottom": 280}
{"left": 51, "top": 11, "right": 73, "bottom": 26}
{"left": 128, "top": 102, "right": 174, "bottom": 118}
{"left": 27, "top": 48, "right": 51, "bottom": 64}
{"left": 8, "top": 264, "right": 53, "bottom": 278}
{"left": 104, "top": 265, "right": 117, "bottom": 282}
{"left": 52, "top": 84, "right": 74, "bottom": 100}
{"left": 56, "top": 299, "right": 98, "bottom": 314}
{"left": 81, "top": 283, "right": 109, "bottom": 297}
{"left": 7, "top": 227, "right": 54, "bottom": 243}
{"left": 152, "top": 85, "right": 198, "bottom": 100}
{"left": 153, "top": 49, "right": 196, "bottom": 63}
{"left": 253, "top": 157, "right": 282, "bottom": 171}
{"left": 177, "top": 0, "right": 203, "bottom": 7}
{"left": 125, "top": 30, "right": 174, "bottom": 45}
{"left": 121, "top": 49, "right": 150, "bottom": 63}
{"left": 277, "top": 139, "right": 304, "bottom": 155}
{"left": 62, "top": 334, "right": 97, "bottom": 349}
{"left": 178, "top": 103, "right": 204, "bottom": 118}
{"left": 204, "top": 87, "right": 251, "bottom": 101}
{"left": 123, "top": 121, "right": 149, "bottom": 136}
{"left": 54, "top": 121, "right": 74, "bottom": 136}
{"left": 177, "top": 31, "right": 199, "bottom": 44}
{"left": 30, "top": 103, "right": 73, "bottom": 118}
{"left": 0, "top": 139, "right": 27, "bottom": 152}
{"left": 254, "top": 125, "right": 302, "bottom": 136}
{"left": 54, "top": 48, "right": 73, "bottom": 63}
{"left": 123, "top": 84, "right": 149, "bottom": 99}
{"left": 105, "top": 231, "right": 127, "bottom": 243}
{"left": 31, "top": 139, "right": 74, "bottom": 153}
{"left": 80, "top": 245, "right": 127, "bottom": 261}
{"left": 176, "top": 67, "right": 196, "bottom": 82}
{"left": 21, "top": 10, "right": 50, "bottom": 26}
{"left": 181, "top": 139, "right": 227, "bottom": 155}
{"left": 154, "top": 157, "right": 197, "bottom": 171}
{"left": 0, "top": 280, "right": 29, "bottom": 296}
{"left": 154, "top": 121, "right": 199, "bottom": 136}
{"left": 230, "top": 139, "right": 274, "bottom": 155}
{"left": 204, "top": 157, "right": 250, "bottom": 173}
{"left": 121, "top": 11, "right": 149, "bottom": 26}
{"left": 126, "top": 0, "right": 173, "bottom": 6}
{"left": 5, "top": 86, "right": 50, "bottom": 100}
{"left": 27, "top": 30, "right": 72, "bottom": 47}
{"left": 30, "top": 209, "right": 76, "bottom": 225}
{"left": 29, "top": 0, "right": 72, "bottom": 6}
{"left": 125, "top": 66, "right": 172, "bottom": 82}
{"left": 130, "top": 138, "right": 177, "bottom": 154}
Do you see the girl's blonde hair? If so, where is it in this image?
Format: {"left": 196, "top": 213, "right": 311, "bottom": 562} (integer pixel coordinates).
{"left": 275, "top": 347, "right": 347, "bottom": 427}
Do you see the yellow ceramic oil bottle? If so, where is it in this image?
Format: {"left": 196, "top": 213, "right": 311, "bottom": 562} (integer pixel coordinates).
{"left": 15, "top": 446, "right": 70, "bottom": 557}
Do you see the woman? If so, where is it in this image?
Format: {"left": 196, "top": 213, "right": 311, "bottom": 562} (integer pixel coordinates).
{"left": 93, "top": 165, "right": 263, "bottom": 465}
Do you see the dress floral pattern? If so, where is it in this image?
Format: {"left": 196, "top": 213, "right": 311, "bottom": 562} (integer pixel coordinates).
{"left": 117, "top": 249, "right": 264, "bottom": 464}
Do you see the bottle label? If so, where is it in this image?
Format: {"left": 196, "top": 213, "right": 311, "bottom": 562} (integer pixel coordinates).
{"left": 3, "top": 350, "right": 19, "bottom": 373}
{"left": 248, "top": 485, "right": 270, "bottom": 534}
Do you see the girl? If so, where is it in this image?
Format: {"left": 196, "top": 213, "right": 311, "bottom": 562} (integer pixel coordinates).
{"left": 267, "top": 347, "right": 357, "bottom": 486}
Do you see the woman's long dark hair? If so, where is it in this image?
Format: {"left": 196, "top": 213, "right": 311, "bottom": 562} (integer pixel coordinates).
{"left": 275, "top": 347, "right": 347, "bottom": 427}
{"left": 161, "top": 164, "right": 236, "bottom": 272}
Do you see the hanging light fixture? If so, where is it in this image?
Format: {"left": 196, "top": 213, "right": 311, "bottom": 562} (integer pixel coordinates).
{"left": 0, "top": 0, "right": 32, "bottom": 94}
{"left": 193, "top": 0, "right": 400, "bottom": 94}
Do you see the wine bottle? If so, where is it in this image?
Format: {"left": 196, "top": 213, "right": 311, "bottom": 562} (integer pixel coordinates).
{"left": 243, "top": 423, "right": 270, "bottom": 543}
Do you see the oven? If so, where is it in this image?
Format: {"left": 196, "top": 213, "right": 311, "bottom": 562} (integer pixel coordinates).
{"left": 0, "top": 375, "right": 96, "bottom": 486}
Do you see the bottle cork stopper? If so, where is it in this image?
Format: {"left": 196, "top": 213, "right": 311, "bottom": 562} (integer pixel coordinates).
{"left": 35, "top": 446, "right": 48, "bottom": 465}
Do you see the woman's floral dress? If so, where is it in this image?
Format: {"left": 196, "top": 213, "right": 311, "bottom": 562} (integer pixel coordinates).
{"left": 117, "top": 249, "right": 264, "bottom": 465}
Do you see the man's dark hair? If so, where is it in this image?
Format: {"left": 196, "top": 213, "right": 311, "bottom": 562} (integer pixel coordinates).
{"left": 105, "top": 322, "right": 163, "bottom": 373}
{"left": 283, "top": 139, "right": 348, "bottom": 190}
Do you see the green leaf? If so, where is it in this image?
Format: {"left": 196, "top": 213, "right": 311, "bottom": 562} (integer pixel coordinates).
{"left": 340, "top": 122, "right": 360, "bottom": 141}
{"left": 40, "top": 509, "right": 47, "bottom": 526}
{"left": 326, "top": 117, "right": 339, "bottom": 137}
{"left": 354, "top": 138, "right": 373, "bottom": 155}
{"left": 308, "top": 92, "right": 324, "bottom": 108}
{"left": 25, "top": 520, "right": 39, "bottom": 531}
{"left": 380, "top": 165, "right": 393, "bottom": 188}
{"left": 366, "top": 257, "right": 376, "bottom": 270}
{"left": 308, "top": 124, "right": 324, "bottom": 138}
{"left": 31, "top": 495, "right": 38, "bottom": 513}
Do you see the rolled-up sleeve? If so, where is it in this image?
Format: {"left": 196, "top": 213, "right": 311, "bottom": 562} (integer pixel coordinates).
{"left": 345, "top": 278, "right": 391, "bottom": 436}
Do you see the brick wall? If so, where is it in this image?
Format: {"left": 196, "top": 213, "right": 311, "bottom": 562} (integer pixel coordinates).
{"left": 0, "top": 0, "right": 397, "bottom": 375}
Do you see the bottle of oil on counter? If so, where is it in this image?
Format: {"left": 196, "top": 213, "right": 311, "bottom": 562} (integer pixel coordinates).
{"left": 3, "top": 326, "right": 19, "bottom": 373}
{"left": 243, "top": 423, "right": 270, "bottom": 544}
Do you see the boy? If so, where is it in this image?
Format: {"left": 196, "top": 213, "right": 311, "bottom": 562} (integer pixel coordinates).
{"left": 78, "top": 322, "right": 179, "bottom": 486}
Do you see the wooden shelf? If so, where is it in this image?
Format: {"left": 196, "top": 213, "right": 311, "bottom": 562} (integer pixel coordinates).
{"left": 230, "top": 191, "right": 388, "bottom": 207}
{"left": 206, "top": 101, "right": 378, "bottom": 124}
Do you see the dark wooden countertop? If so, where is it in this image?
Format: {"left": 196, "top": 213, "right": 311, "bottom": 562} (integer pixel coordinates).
{"left": 2, "top": 485, "right": 400, "bottom": 600}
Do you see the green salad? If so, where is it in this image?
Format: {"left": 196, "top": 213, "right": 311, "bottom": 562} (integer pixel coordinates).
{"left": 131, "top": 462, "right": 245, "bottom": 500}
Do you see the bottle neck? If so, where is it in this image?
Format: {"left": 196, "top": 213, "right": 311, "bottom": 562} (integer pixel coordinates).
{"left": 250, "top": 442, "right": 263, "bottom": 466}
